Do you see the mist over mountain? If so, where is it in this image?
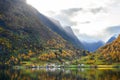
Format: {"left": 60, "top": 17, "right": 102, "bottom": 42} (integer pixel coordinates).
{"left": 64, "top": 26, "right": 76, "bottom": 38}
{"left": 1, "top": 0, "right": 119, "bottom": 66}
{"left": 82, "top": 41, "right": 105, "bottom": 52}
{"left": 38, "top": 14, "right": 83, "bottom": 48}
{"left": 0, "top": 0, "right": 87, "bottom": 65}
{"left": 81, "top": 33, "right": 119, "bottom": 52}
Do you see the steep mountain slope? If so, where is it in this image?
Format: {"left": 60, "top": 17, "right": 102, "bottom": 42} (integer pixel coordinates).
{"left": 48, "top": 17, "right": 62, "bottom": 28}
{"left": 82, "top": 41, "right": 104, "bottom": 52}
{"left": 38, "top": 14, "right": 83, "bottom": 48}
{"left": 106, "top": 36, "right": 116, "bottom": 44}
{"left": 97, "top": 35, "right": 120, "bottom": 62}
{"left": 63, "top": 26, "right": 84, "bottom": 48}
{"left": 64, "top": 26, "right": 77, "bottom": 39}
{"left": 0, "top": 0, "right": 86, "bottom": 65}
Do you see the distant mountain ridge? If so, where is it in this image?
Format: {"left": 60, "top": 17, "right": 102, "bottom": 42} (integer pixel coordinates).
{"left": 82, "top": 41, "right": 104, "bottom": 52}
{"left": 106, "top": 35, "right": 117, "bottom": 44}
{"left": 81, "top": 35, "right": 118, "bottom": 52}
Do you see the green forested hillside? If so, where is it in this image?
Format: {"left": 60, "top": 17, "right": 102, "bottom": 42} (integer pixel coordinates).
{"left": 0, "top": 0, "right": 88, "bottom": 65}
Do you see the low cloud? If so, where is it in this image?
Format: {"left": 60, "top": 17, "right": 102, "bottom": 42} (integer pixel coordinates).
{"left": 55, "top": 14, "right": 77, "bottom": 26}
{"left": 53, "top": 8, "right": 83, "bottom": 26}
{"left": 79, "top": 21, "right": 91, "bottom": 24}
{"left": 105, "top": 26, "right": 120, "bottom": 35}
{"left": 47, "top": 11, "right": 56, "bottom": 16}
{"left": 60, "top": 7, "right": 107, "bottom": 16}
{"left": 56, "top": 7, "right": 107, "bottom": 26}
{"left": 106, "top": 26, "right": 120, "bottom": 33}
{"left": 78, "top": 33, "right": 100, "bottom": 42}
{"left": 73, "top": 25, "right": 120, "bottom": 42}
{"left": 89, "top": 7, "right": 107, "bottom": 14}
{"left": 61, "top": 8, "right": 83, "bottom": 16}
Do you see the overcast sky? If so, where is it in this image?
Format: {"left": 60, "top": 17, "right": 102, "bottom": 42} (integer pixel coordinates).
{"left": 27, "top": 0, "right": 120, "bottom": 42}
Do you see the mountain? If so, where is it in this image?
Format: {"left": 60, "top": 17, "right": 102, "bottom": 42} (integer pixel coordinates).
{"left": 82, "top": 41, "right": 105, "bottom": 52}
{"left": 78, "top": 35, "right": 120, "bottom": 64}
{"left": 64, "top": 26, "right": 76, "bottom": 39}
{"left": 97, "top": 35, "right": 120, "bottom": 62}
{"left": 48, "top": 17, "right": 62, "bottom": 28}
{"left": 82, "top": 35, "right": 117, "bottom": 52}
{"left": 106, "top": 36, "right": 116, "bottom": 44}
{"left": 0, "top": 0, "right": 87, "bottom": 65}
{"left": 38, "top": 14, "right": 83, "bottom": 49}
{"left": 63, "top": 26, "right": 84, "bottom": 48}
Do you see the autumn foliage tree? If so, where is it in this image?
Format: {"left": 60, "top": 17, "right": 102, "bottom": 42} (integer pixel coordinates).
{"left": 97, "top": 35, "right": 120, "bottom": 62}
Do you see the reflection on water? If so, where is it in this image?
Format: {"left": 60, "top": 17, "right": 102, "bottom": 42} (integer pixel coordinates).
{"left": 0, "top": 68, "right": 120, "bottom": 80}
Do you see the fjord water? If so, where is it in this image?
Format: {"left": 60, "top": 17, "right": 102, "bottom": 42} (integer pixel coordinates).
{"left": 0, "top": 68, "right": 120, "bottom": 80}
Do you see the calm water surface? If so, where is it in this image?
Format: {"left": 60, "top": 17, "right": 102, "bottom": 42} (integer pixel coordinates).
{"left": 0, "top": 68, "right": 120, "bottom": 80}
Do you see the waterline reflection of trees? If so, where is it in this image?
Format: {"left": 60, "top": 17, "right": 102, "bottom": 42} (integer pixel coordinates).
{"left": 0, "top": 68, "right": 120, "bottom": 80}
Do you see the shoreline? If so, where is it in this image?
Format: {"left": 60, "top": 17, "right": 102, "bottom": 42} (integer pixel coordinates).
{"left": 13, "top": 64, "right": 120, "bottom": 69}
